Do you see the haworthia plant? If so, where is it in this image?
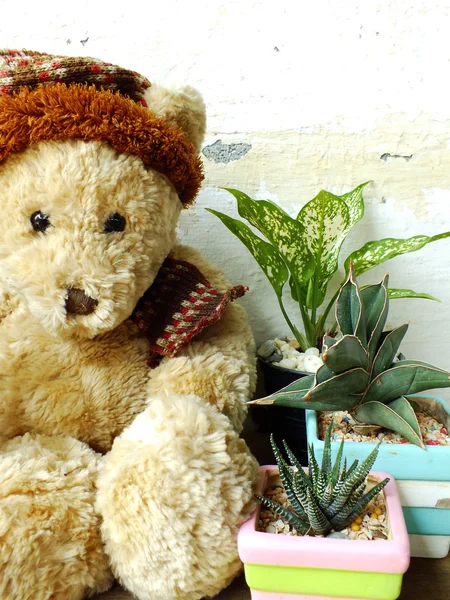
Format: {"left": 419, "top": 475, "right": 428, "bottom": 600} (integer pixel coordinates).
{"left": 250, "top": 265, "right": 450, "bottom": 447}
{"left": 256, "top": 423, "right": 389, "bottom": 536}
{"left": 207, "top": 184, "right": 450, "bottom": 350}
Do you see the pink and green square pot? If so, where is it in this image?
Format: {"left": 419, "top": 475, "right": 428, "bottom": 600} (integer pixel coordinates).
{"left": 238, "top": 466, "right": 410, "bottom": 600}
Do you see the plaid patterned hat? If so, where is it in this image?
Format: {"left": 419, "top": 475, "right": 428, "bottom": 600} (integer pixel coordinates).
{"left": 0, "top": 49, "right": 203, "bottom": 206}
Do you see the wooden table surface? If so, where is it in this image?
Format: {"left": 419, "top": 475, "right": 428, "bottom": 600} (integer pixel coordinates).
{"left": 95, "top": 555, "right": 450, "bottom": 599}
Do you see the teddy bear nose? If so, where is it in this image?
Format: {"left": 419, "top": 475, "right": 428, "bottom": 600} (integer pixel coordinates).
{"left": 65, "top": 288, "right": 98, "bottom": 316}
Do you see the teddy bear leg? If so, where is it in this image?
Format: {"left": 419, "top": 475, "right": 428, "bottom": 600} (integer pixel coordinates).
{"left": 0, "top": 433, "right": 113, "bottom": 600}
{"left": 96, "top": 394, "right": 260, "bottom": 600}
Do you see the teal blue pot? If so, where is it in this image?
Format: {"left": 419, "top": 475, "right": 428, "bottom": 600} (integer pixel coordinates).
{"left": 305, "top": 396, "right": 450, "bottom": 482}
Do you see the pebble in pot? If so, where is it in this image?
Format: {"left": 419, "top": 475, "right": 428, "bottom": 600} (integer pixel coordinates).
{"left": 257, "top": 339, "right": 324, "bottom": 374}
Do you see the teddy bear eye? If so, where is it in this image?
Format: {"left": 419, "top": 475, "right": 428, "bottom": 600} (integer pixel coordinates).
{"left": 30, "top": 210, "right": 51, "bottom": 233}
{"left": 104, "top": 213, "right": 126, "bottom": 233}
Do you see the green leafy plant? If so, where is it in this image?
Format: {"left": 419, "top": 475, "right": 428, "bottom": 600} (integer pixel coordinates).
{"left": 257, "top": 423, "right": 389, "bottom": 536}
{"left": 250, "top": 265, "right": 450, "bottom": 447}
{"left": 207, "top": 184, "right": 450, "bottom": 350}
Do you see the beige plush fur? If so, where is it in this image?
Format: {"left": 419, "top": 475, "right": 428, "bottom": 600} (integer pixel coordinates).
{"left": 0, "top": 434, "right": 113, "bottom": 599}
{"left": 0, "top": 85, "right": 258, "bottom": 600}
{"left": 96, "top": 394, "right": 259, "bottom": 600}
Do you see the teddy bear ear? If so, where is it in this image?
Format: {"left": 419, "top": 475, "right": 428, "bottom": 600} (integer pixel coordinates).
{"left": 143, "top": 85, "right": 206, "bottom": 153}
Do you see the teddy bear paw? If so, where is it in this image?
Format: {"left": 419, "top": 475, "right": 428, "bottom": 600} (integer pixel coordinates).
{"left": 96, "top": 394, "right": 259, "bottom": 600}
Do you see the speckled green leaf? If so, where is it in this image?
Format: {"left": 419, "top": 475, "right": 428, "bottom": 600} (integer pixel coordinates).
{"left": 371, "top": 324, "right": 409, "bottom": 379}
{"left": 363, "top": 363, "right": 450, "bottom": 405}
{"left": 222, "top": 188, "right": 315, "bottom": 285}
{"left": 388, "top": 288, "right": 440, "bottom": 302}
{"left": 344, "top": 231, "right": 450, "bottom": 277}
{"left": 322, "top": 335, "right": 369, "bottom": 373}
{"left": 355, "top": 399, "right": 424, "bottom": 448}
{"left": 206, "top": 209, "right": 288, "bottom": 298}
{"left": 296, "top": 190, "right": 350, "bottom": 307}
{"left": 340, "top": 181, "right": 370, "bottom": 229}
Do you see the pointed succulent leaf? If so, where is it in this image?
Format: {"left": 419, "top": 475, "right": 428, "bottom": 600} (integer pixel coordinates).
{"left": 360, "top": 278, "right": 388, "bottom": 347}
{"left": 344, "top": 459, "right": 359, "bottom": 480}
{"left": 323, "top": 480, "right": 334, "bottom": 507}
{"left": 388, "top": 397, "right": 422, "bottom": 439}
{"left": 363, "top": 363, "right": 450, "bottom": 405}
{"left": 322, "top": 335, "right": 338, "bottom": 352}
{"left": 371, "top": 324, "right": 409, "bottom": 379}
{"left": 321, "top": 421, "right": 333, "bottom": 476}
{"left": 256, "top": 495, "right": 310, "bottom": 534}
{"left": 355, "top": 400, "right": 425, "bottom": 448}
{"left": 322, "top": 335, "right": 369, "bottom": 373}
{"left": 329, "top": 480, "right": 366, "bottom": 520}
{"left": 331, "top": 478, "right": 390, "bottom": 530}
{"left": 330, "top": 444, "right": 381, "bottom": 513}
{"left": 273, "top": 394, "right": 359, "bottom": 410}
{"left": 256, "top": 373, "right": 315, "bottom": 397}
{"left": 292, "top": 470, "right": 312, "bottom": 511}
{"left": 248, "top": 374, "right": 315, "bottom": 406}
{"left": 306, "top": 488, "right": 331, "bottom": 535}
{"left": 274, "top": 443, "right": 309, "bottom": 520}
{"left": 315, "top": 364, "right": 336, "bottom": 385}
{"left": 206, "top": 209, "right": 288, "bottom": 299}
{"left": 330, "top": 438, "right": 345, "bottom": 488}
{"left": 304, "top": 368, "right": 370, "bottom": 406}
{"left": 363, "top": 275, "right": 389, "bottom": 359}
{"left": 336, "top": 264, "right": 366, "bottom": 344}
{"left": 283, "top": 440, "right": 308, "bottom": 476}
{"left": 295, "top": 190, "right": 350, "bottom": 309}
{"left": 316, "top": 470, "right": 326, "bottom": 497}
{"left": 308, "top": 443, "right": 320, "bottom": 490}
{"left": 223, "top": 189, "right": 315, "bottom": 285}
{"left": 270, "top": 435, "right": 294, "bottom": 485}
{"left": 344, "top": 231, "right": 450, "bottom": 277}
{"left": 388, "top": 288, "right": 440, "bottom": 302}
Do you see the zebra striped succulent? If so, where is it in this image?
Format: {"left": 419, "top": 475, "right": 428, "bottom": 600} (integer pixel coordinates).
{"left": 257, "top": 423, "right": 389, "bottom": 536}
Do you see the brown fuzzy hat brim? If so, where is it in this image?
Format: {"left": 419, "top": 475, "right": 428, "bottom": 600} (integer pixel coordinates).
{"left": 0, "top": 83, "right": 204, "bottom": 206}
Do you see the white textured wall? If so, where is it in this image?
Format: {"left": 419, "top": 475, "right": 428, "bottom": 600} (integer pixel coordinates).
{"left": 1, "top": 0, "right": 450, "bottom": 372}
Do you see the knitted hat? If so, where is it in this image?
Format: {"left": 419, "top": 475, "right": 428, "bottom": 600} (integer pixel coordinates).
{"left": 0, "top": 49, "right": 204, "bottom": 206}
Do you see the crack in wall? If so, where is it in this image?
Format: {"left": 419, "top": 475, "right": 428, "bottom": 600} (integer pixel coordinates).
{"left": 380, "top": 153, "right": 413, "bottom": 162}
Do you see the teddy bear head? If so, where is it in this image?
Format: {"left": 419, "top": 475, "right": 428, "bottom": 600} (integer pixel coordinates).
{"left": 0, "top": 51, "right": 206, "bottom": 338}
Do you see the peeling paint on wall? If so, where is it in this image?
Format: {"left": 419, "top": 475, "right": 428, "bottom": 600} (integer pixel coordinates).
{"left": 202, "top": 112, "right": 450, "bottom": 220}
{"left": 202, "top": 139, "right": 252, "bottom": 164}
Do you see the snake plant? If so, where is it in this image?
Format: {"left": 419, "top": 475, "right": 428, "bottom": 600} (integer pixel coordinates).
{"left": 250, "top": 264, "right": 450, "bottom": 447}
{"left": 207, "top": 184, "right": 450, "bottom": 350}
{"left": 257, "top": 423, "right": 389, "bottom": 536}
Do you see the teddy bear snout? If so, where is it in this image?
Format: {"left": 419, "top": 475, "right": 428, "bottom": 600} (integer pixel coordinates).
{"left": 65, "top": 288, "right": 98, "bottom": 316}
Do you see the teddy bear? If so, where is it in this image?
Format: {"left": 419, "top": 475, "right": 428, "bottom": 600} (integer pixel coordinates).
{"left": 0, "top": 50, "right": 259, "bottom": 600}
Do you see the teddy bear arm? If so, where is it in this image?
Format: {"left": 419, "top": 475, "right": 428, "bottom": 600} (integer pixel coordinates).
{"left": 147, "top": 243, "right": 257, "bottom": 431}
{"left": 147, "top": 300, "right": 256, "bottom": 433}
